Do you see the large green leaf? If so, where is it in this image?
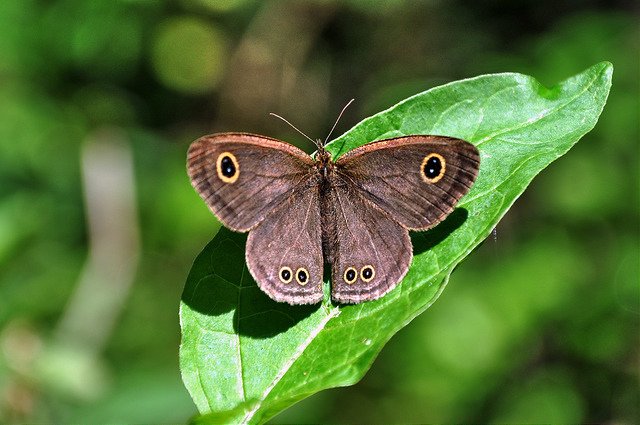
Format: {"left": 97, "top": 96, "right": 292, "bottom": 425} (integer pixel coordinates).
{"left": 180, "top": 62, "right": 612, "bottom": 424}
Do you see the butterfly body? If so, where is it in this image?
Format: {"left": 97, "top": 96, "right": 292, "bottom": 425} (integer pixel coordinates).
{"left": 188, "top": 133, "right": 479, "bottom": 305}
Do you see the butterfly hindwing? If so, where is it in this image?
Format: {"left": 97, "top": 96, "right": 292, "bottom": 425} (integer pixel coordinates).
{"left": 335, "top": 136, "right": 480, "bottom": 230}
{"left": 246, "top": 183, "right": 324, "bottom": 305}
{"left": 188, "top": 133, "right": 315, "bottom": 232}
{"left": 326, "top": 179, "right": 413, "bottom": 304}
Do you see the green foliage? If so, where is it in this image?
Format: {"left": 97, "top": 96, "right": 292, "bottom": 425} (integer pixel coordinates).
{"left": 0, "top": 0, "right": 636, "bottom": 422}
{"left": 180, "top": 63, "right": 612, "bottom": 424}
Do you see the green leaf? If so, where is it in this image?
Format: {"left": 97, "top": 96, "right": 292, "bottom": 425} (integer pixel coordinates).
{"left": 179, "top": 62, "right": 612, "bottom": 424}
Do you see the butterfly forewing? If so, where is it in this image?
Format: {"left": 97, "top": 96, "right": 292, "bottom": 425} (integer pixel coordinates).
{"left": 188, "top": 133, "right": 315, "bottom": 232}
{"left": 335, "top": 136, "right": 480, "bottom": 230}
{"left": 246, "top": 183, "right": 324, "bottom": 304}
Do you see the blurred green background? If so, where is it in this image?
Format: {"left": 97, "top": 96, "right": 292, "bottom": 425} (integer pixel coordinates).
{"left": 0, "top": 0, "right": 637, "bottom": 423}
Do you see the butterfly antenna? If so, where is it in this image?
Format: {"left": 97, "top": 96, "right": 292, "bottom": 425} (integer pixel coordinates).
{"left": 324, "top": 98, "right": 354, "bottom": 146}
{"left": 269, "top": 112, "right": 319, "bottom": 148}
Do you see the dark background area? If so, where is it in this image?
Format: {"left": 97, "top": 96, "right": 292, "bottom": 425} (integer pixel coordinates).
{"left": 0, "top": 1, "right": 637, "bottom": 423}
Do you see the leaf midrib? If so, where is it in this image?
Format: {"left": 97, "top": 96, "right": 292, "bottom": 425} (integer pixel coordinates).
{"left": 241, "top": 306, "right": 341, "bottom": 424}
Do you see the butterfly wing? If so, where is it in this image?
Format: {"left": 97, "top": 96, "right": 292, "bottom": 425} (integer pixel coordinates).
{"left": 188, "top": 133, "right": 316, "bottom": 232}
{"left": 335, "top": 136, "right": 480, "bottom": 230}
{"left": 188, "top": 133, "right": 324, "bottom": 304}
{"left": 246, "top": 182, "right": 324, "bottom": 305}
{"left": 326, "top": 178, "right": 412, "bottom": 304}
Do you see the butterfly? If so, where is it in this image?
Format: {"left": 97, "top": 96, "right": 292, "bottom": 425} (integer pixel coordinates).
{"left": 187, "top": 117, "right": 479, "bottom": 305}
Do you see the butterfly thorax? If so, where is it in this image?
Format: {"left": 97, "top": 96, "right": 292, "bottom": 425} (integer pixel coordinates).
{"left": 314, "top": 146, "right": 334, "bottom": 180}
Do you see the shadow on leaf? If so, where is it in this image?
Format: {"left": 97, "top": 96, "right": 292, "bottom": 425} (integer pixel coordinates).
{"left": 412, "top": 207, "right": 468, "bottom": 255}
{"left": 182, "top": 229, "right": 317, "bottom": 339}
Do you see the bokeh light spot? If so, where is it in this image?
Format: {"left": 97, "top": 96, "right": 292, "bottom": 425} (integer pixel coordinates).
{"left": 181, "top": 0, "right": 250, "bottom": 13}
{"left": 152, "top": 17, "right": 228, "bottom": 94}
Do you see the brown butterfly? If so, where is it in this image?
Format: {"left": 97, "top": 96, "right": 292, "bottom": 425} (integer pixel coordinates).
{"left": 187, "top": 117, "right": 479, "bottom": 305}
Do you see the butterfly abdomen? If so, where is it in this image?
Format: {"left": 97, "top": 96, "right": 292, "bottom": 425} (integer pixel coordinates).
{"left": 319, "top": 172, "right": 338, "bottom": 264}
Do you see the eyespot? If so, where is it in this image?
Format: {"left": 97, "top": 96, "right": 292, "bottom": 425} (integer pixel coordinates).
{"left": 295, "top": 267, "right": 309, "bottom": 286}
{"left": 360, "top": 265, "right": 375, "bottom": 283}
{"left": 216, "top": 152, "right": 239, "bottom": 183}
{"left": 343, "top": 267, "right": 357, "bottom": 285}
{"left": 421, "top": 153, "right": 446, "bottom": 183}
{"left": 279, "top": 266, "right": 293, "bottom": 284}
